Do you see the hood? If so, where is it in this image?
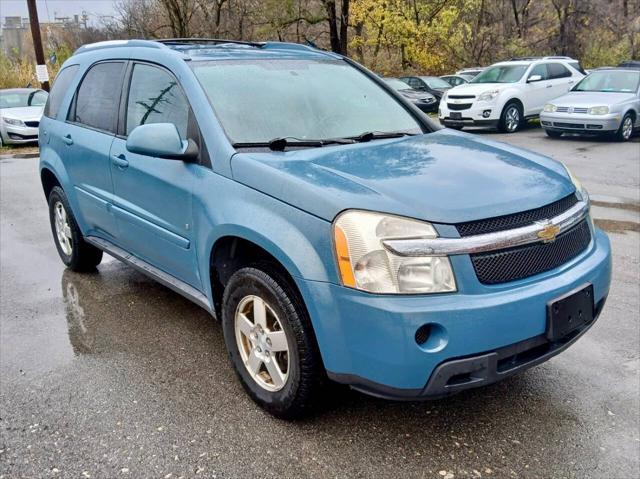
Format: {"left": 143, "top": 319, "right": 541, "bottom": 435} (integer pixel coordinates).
{"left": 400, "top": 90, "right": 435, "bottom": 101}
{"left": 230, "top": 130, "right": 574, "bottom": 224}
{"left": 551, "top": 91, "right": 636, "bottom": 107}
{"left": 447, "top": 82, "right": 509, "bottom": 96}
{"left": 0, "top": 106, "right": 44, "bottom": 121}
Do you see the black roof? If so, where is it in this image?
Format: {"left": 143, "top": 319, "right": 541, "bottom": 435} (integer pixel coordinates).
{"left": 618, "top": 60, "right": 640, "bottom": 68}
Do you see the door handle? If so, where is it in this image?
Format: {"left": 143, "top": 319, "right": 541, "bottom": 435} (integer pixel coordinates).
{"left": 546, "top": 84, "right": 552, "bottom": 88}
{"left": 568, "top": 80, "right": 574, "bottom": 84}
{"left": 112, "top": 154, "right": 129, "bottom": 169}
{"left": 63, "top": 134, "right": 73, "bottom": 145}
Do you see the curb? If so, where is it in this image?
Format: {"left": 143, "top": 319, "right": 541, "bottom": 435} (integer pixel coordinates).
{"left": 0, "top": 153, "right": 40, "bottom": 159}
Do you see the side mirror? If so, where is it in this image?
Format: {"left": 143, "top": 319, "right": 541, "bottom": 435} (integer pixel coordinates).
{"left": 527, "top": 74, "right": 543, "bottom": 83}
{"left": 126, "top": 123, "right": 199, "bottom": 161}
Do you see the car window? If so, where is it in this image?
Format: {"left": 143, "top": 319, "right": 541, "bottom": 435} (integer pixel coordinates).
{"left": 528, "top": 63, "right": 549, "bottom": 80}
{"left": 192, "top": 59, "right": 422, "bottom": 144}
{"left": 126, "top": 63, "right": 190, "bottom": 138}
{"left": 422, "top": 77, "right": 452, "bottom": 89}
{"left": 471, "top": 65, "right": 528, "bottom": 83}
{"left": 568, "top": 61, "right": 587, "bottom": 75}
{"left": 69, "top": 62, "right": 124, "bottom": 133}
{"left": 573, "top": 70, "right": 640, "bottom": 93}
{"left": 44, "top": 65, "right": 79, "bottom": 118}
{"left": 0, "top": 89, "right": 48, "bottom": 109}
{"left": 383, "top": 78, "right": 412, "bottom": 91}
{"left": 548, "top": 63, "right": 571, "bottom": 79}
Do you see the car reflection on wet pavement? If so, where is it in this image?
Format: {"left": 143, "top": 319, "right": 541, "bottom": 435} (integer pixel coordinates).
{"left": 1, "top": 129, "right": 638, "bottom": 478}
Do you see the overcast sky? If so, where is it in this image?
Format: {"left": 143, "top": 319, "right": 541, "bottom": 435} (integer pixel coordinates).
{"left": 1, "top": 0, "right": 117, "bottom": 26}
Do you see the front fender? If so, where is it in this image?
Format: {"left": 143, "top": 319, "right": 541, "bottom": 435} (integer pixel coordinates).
{"left": 192, "top": 168, "right": 338, "bottom": 305}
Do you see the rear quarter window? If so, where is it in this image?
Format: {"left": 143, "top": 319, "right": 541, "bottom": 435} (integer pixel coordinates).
{"left": 43, "top": 65, "right": 79, "bottom": 119}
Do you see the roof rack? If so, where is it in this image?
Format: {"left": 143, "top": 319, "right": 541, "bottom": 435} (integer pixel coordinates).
{"left": 508, "top": 55, "right": 575, "bottom": 61}
{"left": 74, "top": 39, "right": 167, "bottom": 55}
{"left": 158, "top": 38, "right": 265, "bottom": 48}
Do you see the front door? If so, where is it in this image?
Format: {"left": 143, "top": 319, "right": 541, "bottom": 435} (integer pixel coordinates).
{"left": 525, "top": 63, "right": 553, "bottom": 115}
{"left": 109, "top": 62, "right": 200, "bottom": 288}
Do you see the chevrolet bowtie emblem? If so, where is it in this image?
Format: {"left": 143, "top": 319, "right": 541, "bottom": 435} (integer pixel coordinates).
{"left": 536, "top": 221, "right": 561, "bottom": 243}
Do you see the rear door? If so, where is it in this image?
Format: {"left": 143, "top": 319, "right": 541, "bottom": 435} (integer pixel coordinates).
{"left": 547, "top": 63, "right": 577, "bottom": 98}
{"left": 62, "top": 61, "right": 126, "bottom": 239}
{"left": 109, "top": 62, "right": 200, "bottom": 288}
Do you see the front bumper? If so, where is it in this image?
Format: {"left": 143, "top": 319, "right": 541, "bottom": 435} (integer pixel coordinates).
{"left": 540, "top": 112, "right": 621, "bottom": 133}
{"left": 412, "top": 99, "right": 438, "bottom": 113}
{"left": 298, "top": 227, "right": 611, "bottom": 399}
{"left": 1, "top": 123, "right": 40, "bottom": 144}
{"left": 439, "top": 100, "right": 500, "bottom": 127}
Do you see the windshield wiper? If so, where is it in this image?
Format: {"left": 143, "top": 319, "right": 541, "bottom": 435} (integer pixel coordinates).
{"left": 233, "top": 131, "right": 417, "bottom": 151}
{"left": 232, "top": 137, "right": 356, "bottom": 151}
{"left": 350, "top": 130, "right": 419, "bottom": 142}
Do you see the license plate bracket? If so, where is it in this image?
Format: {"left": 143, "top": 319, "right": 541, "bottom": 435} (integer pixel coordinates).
{"left": 546, "top": 284, "right": 594, "bottom": 341}
{"left": 450, "top": 112, "right": 462, "bottom": 120}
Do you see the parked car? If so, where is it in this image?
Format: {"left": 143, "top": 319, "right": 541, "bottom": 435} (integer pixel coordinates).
{"left": 440, "top": 74, "right": 471, "bottom": 87}
{"left": 0, "top": 88, "right": 48, "bottom": 146}
{"left": 399, "top": 75, "right": 452, "bottom": 105}
{"left": 541, "top": 67, "right": 639, "bottom": 141}
{"left": 383, "top": 77, "right": 437, "bottom": 112}
{"left": 439, "top": 56, "right": 585, "bottom": 132}
{"left": 618, "top": 60, "right": 640, "bottom": 69}
{"left": 41, "top": 39, "right": 611, "bottom": 418}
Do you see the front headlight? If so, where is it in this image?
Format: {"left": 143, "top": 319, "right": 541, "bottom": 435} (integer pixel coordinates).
{"left": 563, "top": 164, "right": 589, "bottom": 203}
{"left": 333, "top": 210, "right": 457, "bottom": 294}
{"left": 543, "top": 103, "right": 557, "bottom": 113}
{"left": 2, "top": 117, "right": 24, "bottom": 126}
{"left": 477, "top": 89, "right": 499, "bottom": 101}
{"left": 588, "top": 106, "right": 609, "bottom": 115}
{"left": 441, "top": 90, "right": 448, "bottom": 101}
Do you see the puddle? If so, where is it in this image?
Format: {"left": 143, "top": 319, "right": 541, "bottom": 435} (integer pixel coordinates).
{"left": 593, "top": 218, "right": 640, "bottom": 234}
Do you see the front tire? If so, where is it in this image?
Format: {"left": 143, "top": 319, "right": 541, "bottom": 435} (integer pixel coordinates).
{"left": 48, "top": 186, "right": 103, "bottom": 271}
{"left": 545, "top": 129, "right": 563, "bottom": 138}
{"left": 614, "top": 113, "right": 634, "bottom": 142}
{"left": 498, "top": 102, "right": 522, "bottom": 133}
{"left": 221, "top": 266, "right": 324, "bottom": 419}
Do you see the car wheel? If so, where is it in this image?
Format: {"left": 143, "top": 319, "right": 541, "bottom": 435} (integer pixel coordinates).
{"left": 614, "top": 113, "right": 634, "bottom": 142}
{"left": 545, "top": 129, "right": 563, "bottom": 138}
{"left": 222, "top": 265, "right": 324, "bottom": 419}
{"left": 48, "top": 186, "right": 103, "bottom": 271}
{"left": 499, "top": 102, "right": 522, "bottom": 133}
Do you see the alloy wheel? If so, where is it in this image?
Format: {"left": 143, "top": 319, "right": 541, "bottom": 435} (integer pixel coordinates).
{"left": 234, "top": 295, "right": 290, "bottom": 392}
{"left": 54, "top": 201, "right": 73, "bottom": 256}
{"left": 505, "top": 106, "right": 520, "bottom": 132}
{"left": 622, "top": 117, "right": 633, "bottom": 140}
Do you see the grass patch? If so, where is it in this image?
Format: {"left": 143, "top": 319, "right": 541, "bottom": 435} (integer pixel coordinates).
{"left": 0, "top": 143, "right": 40, "bottom": 156}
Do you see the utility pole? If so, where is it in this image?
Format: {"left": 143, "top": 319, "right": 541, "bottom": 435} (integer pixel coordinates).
{"left": 26, "top": 0, "right": 50, "bottom": 91}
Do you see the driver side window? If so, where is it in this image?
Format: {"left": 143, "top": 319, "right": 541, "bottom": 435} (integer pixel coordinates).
{"left": 529, "top": 64, "right": 549, "bottom": 81}
{"left": 126, "top": 63, "right": 190, "bottom": 138}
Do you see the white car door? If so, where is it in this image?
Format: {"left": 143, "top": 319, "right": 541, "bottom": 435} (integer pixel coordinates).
{"left": 547, "top": 63, "right": 578, "bottom": 100}
{"left": 524, "top": 63, "right": 552, "bottom": 115}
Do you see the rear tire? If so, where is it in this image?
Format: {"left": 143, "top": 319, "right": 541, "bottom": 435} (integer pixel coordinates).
{"left": 545, "top": 129, "right": 563, "bottom": 138}
{"left": 48, "top": 186, "right": 103, "bottom": 272}
{"left": 498, "top": 101, "right": 522, "bottom": 133}
{"left": 221, "top": 265, "right": 324, "bottom": 419}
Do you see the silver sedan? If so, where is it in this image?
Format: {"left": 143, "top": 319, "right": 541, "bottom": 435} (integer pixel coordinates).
{"left": 540, "top": 68, "right": 639, "bottom": 141}
{"left": 0, "top": 88, "right": 48, "bottom": 146}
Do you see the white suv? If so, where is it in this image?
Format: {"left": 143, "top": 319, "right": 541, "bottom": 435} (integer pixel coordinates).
{"left": 439, "top": 57, "right": 585, "bottom": 133}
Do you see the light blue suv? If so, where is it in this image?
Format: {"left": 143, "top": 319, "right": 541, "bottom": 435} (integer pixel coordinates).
{"left": 40, "top": 39, "right": 612, "bottom": 418}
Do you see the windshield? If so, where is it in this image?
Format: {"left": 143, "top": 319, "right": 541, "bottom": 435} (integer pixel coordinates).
{"left": 471, "top": 65, "right": 528, "bottom": 84}
{"left": 0, "top": 90, "right": 48, "bottom": 109}
{"left": 384, "top": 78, "right": 412, "bottom": 91}
{"left": 421, "top": 77, "right": 451, "bottom": 89}
{"left": 573, "top": 70, "right": 640, "bottom": 93}
{"left": 192, "top": 59, "right": 422, "bottom": 144}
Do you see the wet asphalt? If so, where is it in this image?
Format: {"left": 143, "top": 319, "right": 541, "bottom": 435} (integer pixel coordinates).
{"left": 1, "top": 128, "right": 639, "bottom": 479}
